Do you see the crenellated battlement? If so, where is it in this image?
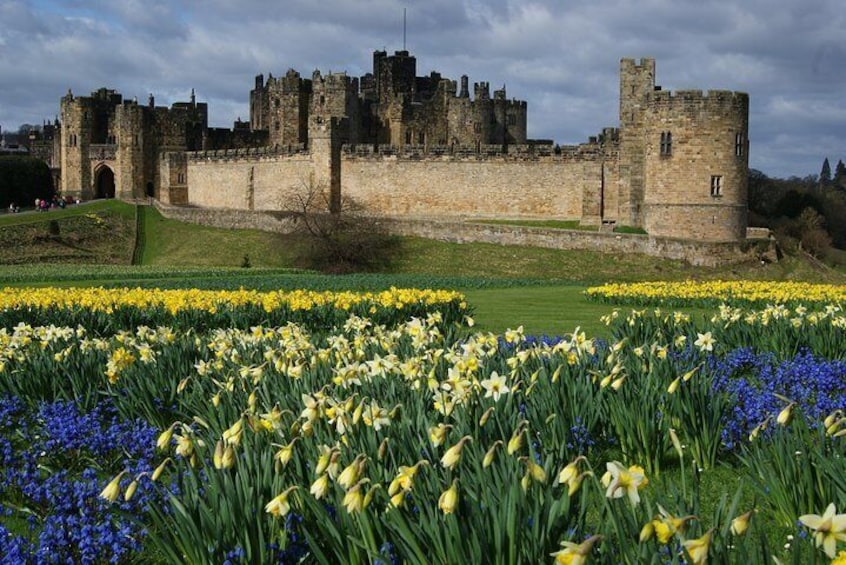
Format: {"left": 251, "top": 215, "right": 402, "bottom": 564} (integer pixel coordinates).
{"left": 340, "top": 142, "right": 605, "bottom": 162}
{"left": 646, "top": 88, "right": 749, "bottom": 110}
{"left": 187, "top": 143, "right": 308, "bottom": 162}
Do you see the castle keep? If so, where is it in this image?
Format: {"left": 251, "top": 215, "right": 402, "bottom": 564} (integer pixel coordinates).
{"left": 52, "top": 51, "right": 750, "bottom": 243}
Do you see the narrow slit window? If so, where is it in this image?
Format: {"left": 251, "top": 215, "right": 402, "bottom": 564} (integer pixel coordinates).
{"left": 735, "top": 133, "right": 744, "bottom": 157}
{"left": 660, "top": 132, "right": 672, "bottom": 156}
{"left": 710, "top": 175, "right": 722, "bottom": 197}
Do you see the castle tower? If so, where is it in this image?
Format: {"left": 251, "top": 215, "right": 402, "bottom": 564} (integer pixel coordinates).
{"left": 114, "top": 101, "right": 145, "bottom": 199}
{"left": 641, "top": 89, "right": 749, "bottom": 241}
{"left": 59, "top": 91, "right": 91, "bottom": 198}
{"left": 617, "top": 58, "right": 655, "bottom": 227}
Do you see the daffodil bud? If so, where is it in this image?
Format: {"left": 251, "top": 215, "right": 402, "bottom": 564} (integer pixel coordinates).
{"left": 156, "top": 423, "right": 176, "bottom": 451}
{"left": 731, "top": 510, "right": 753, "bottom": 536}
{"left": 667, "top": 376, "right": 681, "bottom": 394}
{"left": 378, "top": 437, "right": 389, "bottom": 461}
{"left": 100, "top": 470, "right": 128, "bottom": 503}
{"left": 483, "top": 441, "right": 502, "bottom": 468}
{"left": 639, "top": 521, "right": 655, "bottom": 542}
{"left": 438, "top": 479, "right": 459, "bottom": 514}
{"left": 669, "top": 428, "right": 683, "bottom": 459}
{"left": 551, "top": 365, "right": 562, "bottom": 383}
{"left": 151, "top": 458, "right": 171, "bottom": 481}
{"left": 776, "top": 403, "right": 794, "bottom": 426}
{"left": 124, "top": 479, "right": 139, "bottom": 502}
{"left": 221, "top": 445, "right": 236, "bottom": 469}
{"left": 213, "top": 439, "right": 224, "bottom": 469}
{"left": 479, "top": 407, "right": 495, "bottom": 427}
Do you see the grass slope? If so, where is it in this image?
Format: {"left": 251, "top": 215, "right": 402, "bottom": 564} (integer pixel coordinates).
{"left": 0, "top": 201, "right": 135, "bottom": 265}
{"left": 2, "top": 200, "right": 844, "bottom": 336}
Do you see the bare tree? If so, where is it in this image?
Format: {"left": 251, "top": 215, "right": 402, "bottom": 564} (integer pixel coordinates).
{"left": 283, "top": 177, "right": 400, "bottom": 273}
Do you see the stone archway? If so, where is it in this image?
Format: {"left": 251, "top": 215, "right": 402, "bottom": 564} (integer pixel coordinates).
{"left": 95, "top": 166, "right": 115, "bottom": 199}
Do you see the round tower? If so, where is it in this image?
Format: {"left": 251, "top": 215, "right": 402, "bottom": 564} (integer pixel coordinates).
{"left": 641, "top": 89, "right": 749, "bottom": 241}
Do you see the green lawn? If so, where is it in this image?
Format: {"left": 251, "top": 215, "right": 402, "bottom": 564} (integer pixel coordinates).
{"left": 1, "top": 199, "right": 844, "bottom": 338}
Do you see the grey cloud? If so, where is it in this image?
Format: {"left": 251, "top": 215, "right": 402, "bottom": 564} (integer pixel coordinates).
{"left": 1, "top": 0, "right": 843, "bottom": 178}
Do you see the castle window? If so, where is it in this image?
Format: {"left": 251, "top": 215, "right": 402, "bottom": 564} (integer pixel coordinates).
{"left": 275, "top": 122, "right": 280, "bottom": 131}
{"left": 275, "top": 98, "right": 280, "bottom": 108}
{"left": 418, "top": 131, "right": 425, "bottom": 145}
{"left": 320, "top": 95, "right": 325, "bottom": 105}
{"left": 735, "top": 133, "right": 744, "bottom": 157}
{"left": 405, "top": 130, "right": 412, "bottom": 145}
{"left": 660, "top": 132, "right": 672, "bottom": 156}
{"left": 507, "top": 114, "right": 517, "bottom": 126}
{"left": 710, "top": 175, "right": 722, "bottom": 197}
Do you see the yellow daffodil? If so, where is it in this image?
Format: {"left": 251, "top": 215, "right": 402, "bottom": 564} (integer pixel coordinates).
{"left": 265, "top": 486, "right": 298, "bottom": 517}
{"left": 337, "top": 455, "right": 366, "bottom": 490}
{"left": 100, "top": 470, "right": 128, "bottom": 503}
{"left": 603, "top": 461, "right": 647, "bottom": 505}
{"left": 310, "top": 473, "right": 331, "bottom": 500}
{"left": 776, "top": 402, "right": 795, "bottom": 426}
{"left": 441, "top": 436, "right": 473, "bottom": 470}
{"left": 342, "top": 480, "right": 368, "bottom": 514}
{"left": 731, "top": 510, "right": 754, "bottom": 536}
{"left": 682, "top": 529, "right": 712, "bottom": 565}
{"left": 428, "top": 423, "right": 452, "bottom": 447}
{"left": 483, "top": 440, "right": 503, "bottom": 468}
{"left": 156, "top": 423, "right": 177, "bottom": 451}
{"left": 799, "top": 503, "right": 846, "bottom": 558}
{"left": 550, "top": 535, "right": 602, "bottom": 565}
{"left": 151, "top": 458, "right": 171, "bottom": 482}
{"left": 438, "top": 479, "right": 459, "bottom": 515}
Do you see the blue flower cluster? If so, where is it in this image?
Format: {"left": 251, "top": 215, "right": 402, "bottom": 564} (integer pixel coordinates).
{"left": 0, "top": 396, "right": 165, "bottom": 565}
{"left": 711, "top": 348, "right": 846, "bottom": 449}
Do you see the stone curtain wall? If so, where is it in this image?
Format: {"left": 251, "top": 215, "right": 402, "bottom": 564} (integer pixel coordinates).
{"left": 382, "top": 218, "right": 760, "bottom": 267}
{"left": 340, "top": 152, "right": 596, "bottom": 220}
{"left": 187, "top": 150, "right": 316, "bottom": 211}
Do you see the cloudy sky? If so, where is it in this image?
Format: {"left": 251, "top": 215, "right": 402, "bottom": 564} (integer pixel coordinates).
{"left": 1, "top": 0, "right": 843, "bottom": 178}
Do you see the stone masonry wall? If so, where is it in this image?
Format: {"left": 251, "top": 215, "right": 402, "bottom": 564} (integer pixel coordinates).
{"left": 187, "top": 151, "right": 316, "bottom": 210}
{"left": 383, "top": 218, "right": 757, "bottom": 267}
{"left": 340, "top": 154, "right": 595, "bottom": 220}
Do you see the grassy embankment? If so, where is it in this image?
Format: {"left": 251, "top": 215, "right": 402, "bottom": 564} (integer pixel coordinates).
{"left": 1, "top": 200, "right": 843, "bottom": 337}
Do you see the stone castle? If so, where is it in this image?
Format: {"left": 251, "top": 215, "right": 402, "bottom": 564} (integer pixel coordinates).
{"left": 45, "top": 50, "right": 750, "bottom": 243}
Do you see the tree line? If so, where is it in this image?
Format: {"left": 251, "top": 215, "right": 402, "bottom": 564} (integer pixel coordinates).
{"left": 748, "top": 157, "right": 846, "bottom": 258}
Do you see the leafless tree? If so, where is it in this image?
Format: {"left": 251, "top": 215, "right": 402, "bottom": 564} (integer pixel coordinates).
{"left": 283, "top": 177, "right": 400, "bottom": 273}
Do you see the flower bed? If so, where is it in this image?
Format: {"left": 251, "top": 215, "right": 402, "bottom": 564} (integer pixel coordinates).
{"left": 0, "top": 287, "right": 844, "bottom": 563}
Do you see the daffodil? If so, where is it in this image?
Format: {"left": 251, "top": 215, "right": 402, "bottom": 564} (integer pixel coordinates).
{"left": 310, "top": 473, "right": 331, "bottom": 500}
{"left": 731, "top": 510, "right": 754, "bottom": 536}
{"left": 156, "top": 423, "right": 176, "bottom": 451}
{"left": 438, "top": 479, "right": 459, "bottom": 514}
{"left": 799, "top": 503, "right": 846, "bottom": 558}
{"left": 428, "top": 423, "right": 451, "bottom": 447}
{"left": 681, "top": 529, "right": 712, "bottom": 565}
{"left": 776, "top": 402, "right": 795, "bottom": 426}
{"left": 603, "top": 461, "right": 647, "bottom": 505}
{"left": 694, "top": 332, "right": 715, "bottom": 352}
{"left": 483, "top": 440, "right": 503, "bottom": 468}
{"left": 550, "top": 535, "right": 601, "bottom": 565}
{"left": 440, "top": 436, "right": 472, "bottom": 470}
{"left": 337, "top": 455, "right": 366, "bottom": 490}
{"left": 342, "top": 480, "right": 368, "bottom": 514}
{"left": 265, "top": 486, "right": 298, "bottom": 517}
{"left": 100, "top": 470, "right": 128, "bottom": 503}
{"left": 480, "top": 371, "right": 511, "bottom": 401}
